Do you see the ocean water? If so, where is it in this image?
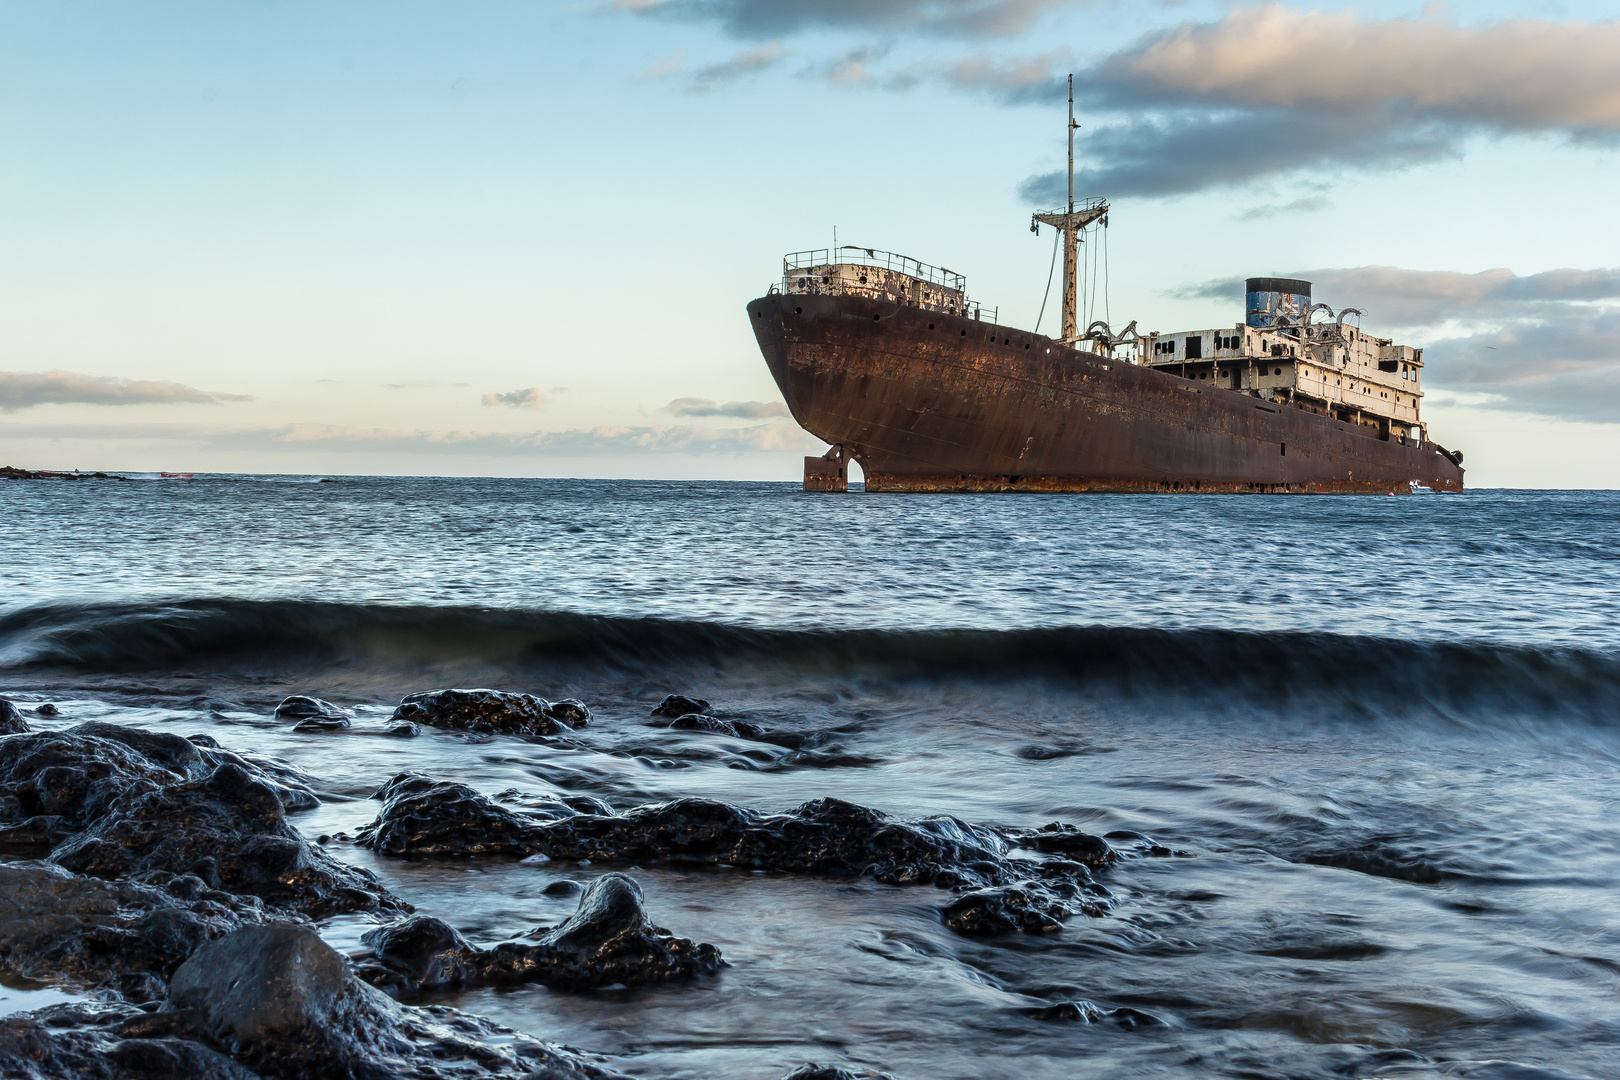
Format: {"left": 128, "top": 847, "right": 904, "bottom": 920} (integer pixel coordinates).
{"left": 3, "top": 476, "right": 1618, "bottom": 1079}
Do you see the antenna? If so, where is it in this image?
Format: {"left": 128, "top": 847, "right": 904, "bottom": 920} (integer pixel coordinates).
{"left": 1032, "top": 73, "right": 1108, "bottom": 345}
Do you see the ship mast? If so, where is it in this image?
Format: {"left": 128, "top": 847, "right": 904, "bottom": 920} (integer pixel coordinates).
{"left": 1032, "top": 74, "right": 1108, "bottom": 343}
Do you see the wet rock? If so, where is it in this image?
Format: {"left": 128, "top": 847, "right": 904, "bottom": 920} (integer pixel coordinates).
{"left": 0, "top": 860, "right": 274, "bottom": 1002}
{"left": 780, "top": 1065, "right": 896, "bottom": 1080}
{"left": 187, "top": 734, "right": 222, "bottom": 748}
{"left": 544, "top": 698, "right": 592, "bottom": 728}
{"left": 49, "top": 760, "right": 408, "bottom": 919}
{"left": 34, "top": 703, "right": 59, "bottom": 717}
{"left": 941, "top": 883, "right": 1072, "bottom": 934}
{"left": 358, "top": 773, "right": 549, "bottom": 857}
{"left": 543, "top": 879, "right": 584, "bottom": 896}
{"left": 667, "top": 714, "right": 772, "bottom": 741}
{"left": 1024, "top": 1001, "right": 1164, "bottom": 1027}
{"left": 0, "top": 1003, "right": 255, "bottom": 1080}
{"left": 0, "top": 724, "right": 320, "bottom": 854}
{"left": 0, "top": 699, "right": 30, "bottom": 735}
{"left": 274, "top": 695, "right": 347, "bottom": 723}
{"left": 392, "top": 689, "right": 569, "bottom": 736}
{"left": 275, "top": 696, "right": 351, "bottom": 732}
{"left": 362, "top": 775, "right": 1078, "bottom": 888}
{"left": 361, "top": 874, "right": 721, "bottom": 995}
{"left": 386, "top": 721, "right": 421, "bottom": 738}
{"left": 160, "top": 923, "right": 617, "bottom": 1079}
{"left": 1007, "top": 823, "right": 1117, "bottom": 868}
{"left": 651, "top": 694, "right": 710, "bottom": 719}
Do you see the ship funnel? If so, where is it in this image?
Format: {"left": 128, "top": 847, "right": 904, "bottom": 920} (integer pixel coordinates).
{"left": 1246, "top": 277, "right": 1311, "bottom": 329}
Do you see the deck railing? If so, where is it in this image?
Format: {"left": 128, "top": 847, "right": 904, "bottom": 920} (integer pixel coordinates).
{"left": 783, "top": 246, "right": 966, "bottom": 292}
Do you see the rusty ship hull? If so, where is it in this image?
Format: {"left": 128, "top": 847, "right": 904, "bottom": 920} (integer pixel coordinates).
{"left": 748, "top": 291, "right": 1465, "bottom": 494}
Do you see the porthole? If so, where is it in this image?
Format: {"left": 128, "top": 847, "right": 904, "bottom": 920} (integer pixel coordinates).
{"left": 1024, "top": 343, "right": 1030, "bottom": 350}
{"left": 794, "top": 307, "right": 802, "bottom": 314}
{"left": 961, "top": 330, "right": 967, "bottom": 336}
{"left": 873, "top": 314, "right": 881, "bottom": 320}
{"left": 928, "top": 323, "right": 935, "bottom": 330}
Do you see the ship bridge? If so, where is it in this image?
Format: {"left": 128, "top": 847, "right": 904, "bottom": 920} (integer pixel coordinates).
{"left": 782, "top": 246, "right": 992, "bottom": 321}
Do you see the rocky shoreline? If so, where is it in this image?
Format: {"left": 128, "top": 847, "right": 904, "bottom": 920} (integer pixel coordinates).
{"left": 0, "top": 690, "right": 1166, "bottom": 1078}
{"left": 0, "top": 466, "right": 127, "bottom": 481}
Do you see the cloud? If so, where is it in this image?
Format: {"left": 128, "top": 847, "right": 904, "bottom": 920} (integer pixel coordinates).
{"left": 620, "top": 0, "right": 1082, "bottom": 40}
{"left": 637, "top": 51, "right": 685, "bottom": 82}
{"left": 1178, "top": 265, "right": 1620, "bottom": 423}
{"left": 663, "top": 396, "right": 790, "bottom": 419}
{"left": 386, "top": 380, "right": 471, "bottom": 390}
{"left": 691, "top": 43, "right": 783, "bottom": 89}
{"left": 0, "top": 370, "right": 250, "bottom": 413}
{"left": 482, "top": 387, "right": 551, "bottom": 409}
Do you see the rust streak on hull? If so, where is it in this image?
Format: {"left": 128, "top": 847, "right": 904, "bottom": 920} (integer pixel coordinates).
{"left": 748, "top": 293, "right": 1464, "bottom": 495}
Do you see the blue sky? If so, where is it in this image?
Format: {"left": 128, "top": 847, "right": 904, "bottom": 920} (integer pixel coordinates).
{"left": 2, "top": 1, "right": 1618, "bottom": 485}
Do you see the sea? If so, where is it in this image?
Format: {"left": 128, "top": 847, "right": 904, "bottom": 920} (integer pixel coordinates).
{"left": 2, "top": 476, "right": 1617, "bottom": 1079}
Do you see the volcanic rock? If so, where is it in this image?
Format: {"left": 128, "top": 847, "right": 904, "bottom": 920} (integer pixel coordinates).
{"left": 941, "top": 883, "right": 1073, "bottom": 934}
{"left": 0, "top": 860, "right": 274, "bottom": 1002}
{"left": 360, "top": 873, "right": 721, "bottom": 995}
{"left": 152, "top": 924, "right": 619, "bottom": 1079}
{"left": 49, "top": 760, "right": 406, "bottom": 918}
{"left": 780, "top": 1066, "right": 896, "bottom": 1080}
{"left": 391, "top": 689, "right": 570, "bottom": 736}
{"left": 651, "top": 694, "right": 710, "bottom": 719}
{"left": 0, "top": 699, "right": 30, "bottom": 735}
{"left": 0, "top": 1003, "right": 254, "bottom": 1080}
{"left": 544, "top": 698, "right": 592, "bottom": 728}
{"left": 33, "top": 703, "right": 58, "bottom": 716}
{"left": 275, "top": 696, "right": 351, "bottom": 732}
{"left": 667, "top": 713, "right": 771, "bottom": 741}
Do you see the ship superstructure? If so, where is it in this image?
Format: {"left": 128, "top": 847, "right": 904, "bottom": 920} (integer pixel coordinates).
{"left": 747, "top": 78, "right": 1463, "bottom": 495}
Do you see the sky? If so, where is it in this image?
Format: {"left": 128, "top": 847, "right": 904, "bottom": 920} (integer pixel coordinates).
{"left": 2, "top": 0, "right": 1618, "bottom": 486}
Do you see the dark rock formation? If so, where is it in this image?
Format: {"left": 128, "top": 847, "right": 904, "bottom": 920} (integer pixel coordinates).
{"left": 159, "top": 924, "right": 619, "bottom": 1079}
{"left": 33, "top": 703, "right": 58, "bottom": 717}
{"left": 0, "top": 860, "right": 273, "bottom": 1002}
{"left": 355, "top": 773, "right": 1131, "bottom": 934}
{"left": 0, "top": 1003, "right": 255, "bottom": 1080}
{"left": 545, "top": 698, "right": 592, "bottom": 728}
{"left": 0, "top": 722, "right": 401, "bottom": 918}
{"left": 941, "top": 882, "right": 1098, "bottom": 935}
{"left": 651, "top": 694, "right": 710, "bottom": 719}
{"left": 359, "top": 873, "right": 722, "bottom": 995}
{"left": 780, "top": 1065, "right": 896, "bottom": 1080}
{"left": 1025, "top": 1001, "right": 1164, "bottom": 1027}
{"left": 1008, "top": 823, "right": 1117, "bottom": 866}
{"left": 391, "top": 689, "right": 572, "bottom": 736}
{"left": 0, "top": 926, "right": 621, "bottom": 1079}
{"left": 667, "top": 713, "right": 771, "bottom": 741}
{"left": 0, "top": 699, "right": 30, "bottom": 735}
{"left": 50, "top": 760, "right": 405, "bottom": 919}
{"left": 275, "top": 696, "right": 351, "bottom": 732}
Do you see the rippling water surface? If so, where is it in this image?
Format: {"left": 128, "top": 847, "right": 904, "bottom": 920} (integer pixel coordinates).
{"left": 3, "top": 477, "right": 1618, "bottom": 1079}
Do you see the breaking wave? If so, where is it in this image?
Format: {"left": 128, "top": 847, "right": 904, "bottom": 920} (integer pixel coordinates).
{"left": 2, "top": 598, "right": 1618, "bottom": 722}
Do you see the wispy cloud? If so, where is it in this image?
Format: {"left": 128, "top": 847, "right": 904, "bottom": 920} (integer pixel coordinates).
{"left": 482, "top": 387, "right": 551, "bottom": 409}
{"left": 663, "top": 396, "right": 790, "bottom": 419}
{"left": 621, "top": 0, "right": 1083, "bottom": 40}
{"left": 0, "top": 370, "right": 250, "bottom": 413}
{"left": 692, "top": 43, "right": 783, "bottom": 89}
{"left": 637, "top": 50, "right": 685, "bottom": 82}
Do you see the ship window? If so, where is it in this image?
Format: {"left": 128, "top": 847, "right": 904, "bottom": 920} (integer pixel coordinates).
{"left": 1274, "top": 367, "right": 1282, "bottom": 376}
{"left": 961, "top": 330, "right": 967, "bottom": 336}
{"left": 928, "top": 323, "right": 935, "bottom": 330}
{"left": 795, "top": 307, "right": 802, "bottom": 314}
{"left": 1185, "top": 335, "right": 1203, "bottom": 359}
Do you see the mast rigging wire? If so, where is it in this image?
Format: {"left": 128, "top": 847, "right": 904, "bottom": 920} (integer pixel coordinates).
{"left": 1034, "top": 225, "right": 1060, "bottom": 335}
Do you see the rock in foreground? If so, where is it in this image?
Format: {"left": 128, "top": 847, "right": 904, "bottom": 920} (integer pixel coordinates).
{"left": 0, "top": 860, "right": 274, "bottom": 1002}
{"left": 360, "top": 872, "right": 722, "bottom": 994}
{"left": 391, "top": 688, "right": 588, "bottom": 736}
{"left": 356, "top": 772, "right": 1120, "bottom": 933}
